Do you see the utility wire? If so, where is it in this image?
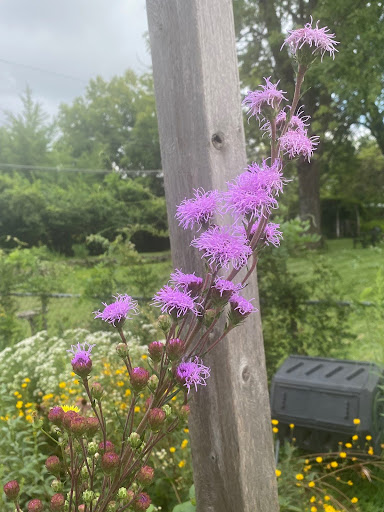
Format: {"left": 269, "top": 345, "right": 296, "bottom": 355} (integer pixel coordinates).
{"left": 0, "top": 57, "right": 88, "bottom": 84}
{"left": 0, "top": 162, "right": 163, "bottom": 175}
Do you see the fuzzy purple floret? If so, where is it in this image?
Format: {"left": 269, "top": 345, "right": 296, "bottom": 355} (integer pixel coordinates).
{"left": 94, "top": 294, "right": 138, "bottom": 326}
{"left": 279, "top": 129, "right": 319, "bottom": 161}
{"left": 191, "top": 225, "right": 252, "bottom": 270}
{"left": 176, "top": 188, "right": 219, "bottom": 230}
{"left": 224, "top": 160, "right": 286, "bottom": 218}
{"left": 289, "top": 107, "right": 310, "bottom": 133}
{"left": 229, "top": 294, "right": 257, "bottom": 315}
{"left": 152, "top": 285, "right": 201, "bottom": 317}
{"left": 213, "top": 278, "right": 244, "bottom": 297}
{"left": 282, "top": 17, "right": 339, "bottom": 60}
{"left": 67, "top": 342, "right": 95, "bottom": 366}
{"left": 170, "top": 269, "right": 203, "bottom": 290}
{"left": 243, "top": 77, "right": 287, "bottom": 120}
{"left": 176, "top": 357, "right": 211, "bottom": 393}
{"left": 264, "top": 222, "right": 283, "bottom": 247}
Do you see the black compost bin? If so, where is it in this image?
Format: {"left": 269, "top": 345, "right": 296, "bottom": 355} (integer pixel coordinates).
{"left": 270, "top": 355, "right": 384, "bottom": 452}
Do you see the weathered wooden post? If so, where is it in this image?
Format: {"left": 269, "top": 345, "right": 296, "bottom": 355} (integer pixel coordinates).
{"left": 146, "top": 1, "right": 279, "bottom": 510}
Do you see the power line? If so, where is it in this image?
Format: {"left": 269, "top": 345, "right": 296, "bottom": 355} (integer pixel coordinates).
{"left": 0, "top": 162, "right": 163, "bottom": 175}
{"left": 0, "top": 57, "right": 88, "bottom": 84}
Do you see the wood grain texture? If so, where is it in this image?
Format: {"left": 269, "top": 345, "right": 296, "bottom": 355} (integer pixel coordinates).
{"left": 146, "top": 1, "right": 279, "bottom": 510}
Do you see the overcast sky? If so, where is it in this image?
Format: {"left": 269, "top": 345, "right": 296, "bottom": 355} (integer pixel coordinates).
{"left": 0, "top": 0, "right": 150, "bottom": 124}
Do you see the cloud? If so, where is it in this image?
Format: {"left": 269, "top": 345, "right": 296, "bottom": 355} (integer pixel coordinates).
{"left": 0, "top": 0, "right": 151, "bottom": 121}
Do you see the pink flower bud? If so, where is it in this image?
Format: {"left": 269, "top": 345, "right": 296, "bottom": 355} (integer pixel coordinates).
{"left": 132, "top": 492, "right": 152, "bottom": 511}
{"left": 50, "top": 493, "right": 65, "bottom": 511}
{"left": 91, "top": 382, "right": 104, "bottom": 400}
{"left": 166, "top": 338, "right": 185, "bottom": 361}
{"left": 48, "top": 406, "right": 64, "bottom": 426}
{"left": 86, "top": 417, "right": 100, "bottom": 436}
{"left": 179, "top": 405, "right": 190, "bottom": 421}
{"left": 148, "top": 341, "right": 164, "bottom": 363}
{"left": 45, "top": 455, "right": 61, "bottom": 476}
{"left": 98, "top": 440, "right": 115, "bottom": 453}
{"left": 101, "top": 452, "right": 120, "bottom": 475}
{"left": 148, "top": 408, "right": 166, "bottom": 431}
{"left": 130, "top": 367, "right": 150, "bottom": 393}
{"left": 28, "top": 499, "right": 44, "bottom": 512}
{"left": 70, "top": 416, "right": 88, "bottom": 437}
{"left": 62, "top": 410, "right": 78, "bottom": 430}
{"left": 3, "top": 480, "right": 20, "bottom": 501}
{"left": 137, "top": 466, "right": 154, "bottom": 486}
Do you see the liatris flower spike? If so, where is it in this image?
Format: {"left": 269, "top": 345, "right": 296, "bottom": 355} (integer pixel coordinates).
{"left": 243, "top": 77, "right": 287, "bottom": 121}
{"left": 176, "top": 188, "right": 220, "bottom": 230}
{"left": 94, "top": 293, "right": 138, "bottom": 327}
{"left": 176, "top": 357, "right": 211, "bottom": 393}
{"left": 67, "top": 342, "right": 95, "bottom": 378}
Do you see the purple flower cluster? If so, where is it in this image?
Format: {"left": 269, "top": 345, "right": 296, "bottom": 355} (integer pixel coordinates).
{"left": 67, "top": 342, "right": 95, "bottom": 377}
{"left": 176, "top": 188, "right": 219, "bottom": 230}
{"left": 213, "top": 278, "right": 243, "bottom": 297}
{"left": 243, "top": 77, "right": 287, "bottom": 120}
{"left": 191, "top": 225, "right": 252, "bottom": 270}
{"left": 282, "top": 17, "right": 339, "bottom": 60}
{"left": 279, "top": 129, "right": 319, "bottom": 161}
{"left": 94, "top": 294, "right": 138, "bottom": 327}
{"left": 152, "top": 285, "right": 201, "bottom": 317}
{"left": 170, "top": 269, "right": 203, "bottom": 292}
{"left": 264, "top": 222, "right": 283, "bottom": 247}
{"left": 229, "top": 294, "right": 257, "bottom": 316}
{"left": 176, "top": 357, "right": 211, "bottom": 393}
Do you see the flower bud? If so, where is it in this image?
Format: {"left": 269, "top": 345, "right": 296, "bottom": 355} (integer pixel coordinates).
{"left": 166, "top": 338, "right": 185, "bottom": 361}
{"left": 137, "top": 466, "right": 154, "bottom": 486}
{"left": 51, "top": 480, "right": 63, "bottom": 493}
{"left": 50, "top": 493, "right": 65, "bottom": 511}
{"left": 78, "top": 506, "right": 85, "bottom": 512}
{"left": 116, "top": 343, "right": 130, "bottom": 359}
{"left": 98, "top": 440, "right": 115, "bottom": 453}
{"left": 3, "top": 480, "right": 20, "bottom": 501}
{"left": 87, "top": 441, "right": 98, "bottom": 456}
{"left": 162, "top": 404, "right": 171, "bottom": 418}
{"left": 179, "top": 404, "right": 190, "bottom": 421}
{"left": 101, "top": 452, "right": 120, "bottom": 475}
{"left": 70, "top": 416, "right": 87, "bottom": 437}
{"left": 203, "top": 308, "right": 218, "bottom": 327}
{"left": 46, "top": 456, "right": 61, "bottom": 476}
{"left": 62, "top": 410, "right": 78, "bottom": 430}
{"left": 132, "top": 492, "right": 151, "bottom": 512}
{"left": 148, "top": 408, "right": 166, "bottom": 431}
{"left": 81, "top": 466, "right": 89, "bottom": 480}
{"left": 48, "top": 406, "right": 64, "bottom": 426}
{"left": 148, "top": 341, "right": 164, "bottom": 363}
{"left": 147, "top": 375, "right": 159, "bottom": 392}
{"left": 157, "top": 314, "right": 172, "bottom": 333}
{"left": 128, "top": 432, "right": 142, "bottom": 449}
{"left": 28, "top": 499, "right": 44, "bottom": 512}
{"left": 71, "top": 354, "right": 92, "bottom": 378}
{"left": 85, "top": 417, "right": 99, "bottom": 436}
{"left": 117, "top": 487, "right": 128, "bottom": 501}
{"left": 130, "top": 367, "right": 150, "bottom": 393}
{"left": 91, "top": 382, "right": 104, "bottom": 400}
{"left": 107, "top": 502, "right": 117, "bottom": 512}
{"left": 82, "top": 490, "right": 95, "bottom": 504}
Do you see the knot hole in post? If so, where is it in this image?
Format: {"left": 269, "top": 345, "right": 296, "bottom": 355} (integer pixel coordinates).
{"left": 242, "top": 365, "right": 251, "bottom": 383}
{"left": 211, "top": 131, "right": 225, "bottom": 150}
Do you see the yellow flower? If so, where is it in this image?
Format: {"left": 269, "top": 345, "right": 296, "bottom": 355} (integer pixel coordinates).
{"left": 271, "top": 419, "right": 279, "bottom": 425}
{"left": 134, "top": 406, "right": 141, "bottom": 413}
{"left": 125, "top": 389, "right": 131, "bottom": 397}
{"left": 169, "top": 447, "right": 176, "bottom": 453}
{"left": 353, "top": 418, "right": 360, "bottom": 425}
{"left": 289, "top": 423, "right": 295, "bottom": 429}
{"left": 295, "top": 474, "right": 304, "bottom": 481}
{"left": 59, "top": 382, "right": 66, "bottom": 389}
{"left": 348, "top": 480, "right": 354, "bottom": 486}
{"left": 43, "top": 393, "right": 54, "bottom": 401}
{"left": 316, "top": 457, "right": 323, "bottom": 463}
{"left": 69, "top": 389, "right": 76, "bottom": 394}
{"left": 25, "top": 415, "right": 33, "bottom": 422}
{"left": 73, "top": 379, "right": 79, "bottom": 385}
{"left": 345, "top": 443, "right": 352, "bottom": 448}
{"left": 352, "top": 434, "right": 358, "bottom": 441}
{"left": 366, "top": 435, "right": 372, "bottom": 441}
{"left": 60, "top": 394, "right": 68, "bottom": 400}
{"left": 311, "top": 507, "right": 317, "bottom": 512}
{"left": 351, "top": 497, "right": 358, "bottom": 504}
{"left": 339, "top": 452, "right": 347, "bottom": 458}
{"left": 117, "top": 381, "right": 125, "bottom": 387}
{"left": 25, "top": 403, "right": 33, "bottom": 408}
{"left": 330, "top": 461, "right": 338, "bottom": 468}
{"left": 19, "top": 411, "right": 24, "bottom": 417}
{"left": 310, "top": 496, "right": 316, "bottom": 503}
{"left": 16, "top": 401, "right": 23, "bottom": 409}
{"left": 140, "top": 394, "right": 144, "bottom": 399}
{"left": 141, "top": 354, "right": 148, "bottom": 360}
{"left": 178, "top": 460, "right": 186, "bottom": 468}
{"left": 272, "top": 427, "right": 279, "bottom": 434}
{"left": 21, "top": 383, "right": 27, "bottom": 388}
{"left": 13, "top": 391, "right": 19, "bottom": 396}
{"left": 171, "top": 396, "right": 177, "bottom": 401}
{"left": 368, "top": 447, "right": 374, "bottom": 455}
{"left": 71, "top": 372, "right": 76, "bottom": 377}
{"left": 61, "top": 405, "right": 80, "bottom": 413}
{"left": 115, "top": 369, "right": 123, "bottom": 375}
{"left": 275, "top": 469, "right": 281, "bottom": 477}
{"left": 181, "top": 439, "right": 188, "bottom": 449}
{"left": 24, "top": 378, "right": 31, "bottom": 383}
{"left": 308, "top": 481, "right": 315, "bottom": 488}
{"left": 324, "top": 495, "right": 330, "bottom": 501}
{"left": 184, "top": 428, "right": 189, "bottom": 433}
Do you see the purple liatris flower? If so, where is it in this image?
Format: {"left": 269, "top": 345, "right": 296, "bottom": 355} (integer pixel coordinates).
{"left": 229, "top": 294, "right": 257, "bottom": 321}
{"left": 243, "top": 77, "right": 287, "bottom": 120}
{"left": 152, "top": 285, "right": 201, "bottom": 318}
{"left": 212, "top": 277, "right": 244, "bottom": 302}
{"left": 170, "top": 269, "right": 203, "bottom": 293}
{"left": 279, "top": 129, "right": 319, "bottom": 161}
{"left": 289, "top": 107, "right": 310, "bottom": 133}
{"left": 176, "top": 357, "right": 211, "bottom": 393}
{"left": 264, "top": 222, "right": 283, "bottom": 247}
{"left": 94, "top": 294, "right": 138, "bottom": 327}
{"left": 224, "top": 160, "right": 287, "bottom": 218}
{"left": 191, "top": 225, "right": 252, "bottom": 270}
{"left": 176, "top": 188, "right": 219, "bottom": 230}
{"left": 67, "top": 342, "right": 95, "bottom": 378}
{"left": 282, "top": 17, "right": 339, "bottom": 60}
